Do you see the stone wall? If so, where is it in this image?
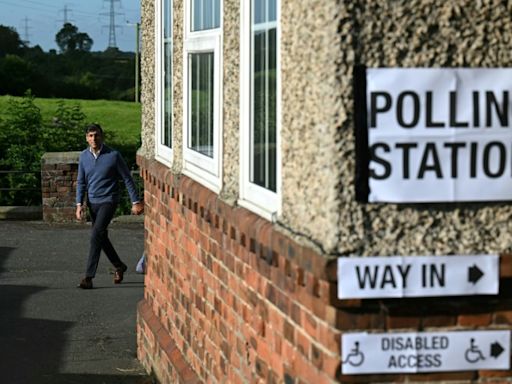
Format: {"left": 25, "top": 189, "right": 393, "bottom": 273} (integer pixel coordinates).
{"left": 139, "top": 0, "right": 155, "bottom": 159}
{"left": 140, "top": 1, "right": 512, "bottom": 257}
{"left": 337, "top": 1, "right": 512, "bottom": 257}
{"left": 139, "top": 0, "right": 344, "bottom": 253}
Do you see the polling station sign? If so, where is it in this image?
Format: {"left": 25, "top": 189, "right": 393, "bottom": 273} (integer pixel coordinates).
{"left": 341, "top": 330, "right": 510, "bottom": 375}
{"left": 354, "top": 67, "right": 512, "bottom": 203}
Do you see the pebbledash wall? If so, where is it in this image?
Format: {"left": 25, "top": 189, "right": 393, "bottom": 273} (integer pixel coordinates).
{"left": 137, "top": 1, "right": 512, "bottom": 383}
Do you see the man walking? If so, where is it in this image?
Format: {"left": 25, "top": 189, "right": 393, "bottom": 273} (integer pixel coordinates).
{"left": 76, "top": 123, "right": 144, "bottom": 289}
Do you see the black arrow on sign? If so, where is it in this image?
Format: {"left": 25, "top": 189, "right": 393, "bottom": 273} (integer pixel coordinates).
{"left": 468, "top": 265, "right": 484, "bottom": 284}
{"left": 490, "top": 342, "right": 504, "bottom": 358}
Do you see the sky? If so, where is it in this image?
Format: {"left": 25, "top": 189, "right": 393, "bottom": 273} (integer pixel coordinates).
{"left": 0, "top": 0, "right": 141, "bottom": 52}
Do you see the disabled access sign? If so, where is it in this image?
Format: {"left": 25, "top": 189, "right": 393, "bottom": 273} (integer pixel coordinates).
{"left": 341, "top": 330, "right": 510, "bottom": 374}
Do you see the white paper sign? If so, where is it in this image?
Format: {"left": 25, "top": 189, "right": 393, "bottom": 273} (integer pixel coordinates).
{"left": 342, "top": 330, "right": 510, "bottom": 374}
{"left": 367, "top": 68, "right": 512, "bottom": 202}
{"left": 338, "top": 255, "right": 499, "bottom": 299}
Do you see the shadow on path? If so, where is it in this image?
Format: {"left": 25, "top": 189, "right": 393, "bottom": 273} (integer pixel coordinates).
{"left": 0, "top": 245, "right": 151, "bottom": 384}
{"left": 0, "top": 246, "right": 69, "bottom": 382}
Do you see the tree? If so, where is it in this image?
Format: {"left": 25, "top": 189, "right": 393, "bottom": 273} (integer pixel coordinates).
{"left": 55, "top": 23, "right": 93, "bottom": 53}
{"left": 76, "top": 32, "right": 93, "bottom": 51}
{"left": 0, "top": 54, "right": 36, "bottom": 95}
{"left": 0, "top": 23, "right": 135, "bottom": 100}
{"left": 0, "top": 25, "right": 25, "bottom": 57}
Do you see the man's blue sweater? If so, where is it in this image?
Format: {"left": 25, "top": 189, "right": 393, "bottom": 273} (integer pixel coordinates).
{"left": 76, "top": 145, "right": 139, "bottom": 205}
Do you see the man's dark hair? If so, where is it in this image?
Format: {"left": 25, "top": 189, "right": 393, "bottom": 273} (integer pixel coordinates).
{"left": 85, "top": 123, "right": 103, "bottom": 135}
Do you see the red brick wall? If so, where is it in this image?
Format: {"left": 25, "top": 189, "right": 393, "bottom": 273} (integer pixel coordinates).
{"left": 137, "top": 156, "right": 341, "bottom": 383}
{"left": 137, "top": 155, "right": 512, "bottom": 384}
{"left": 41, "top": 152, "right": 85, "bottom": 223}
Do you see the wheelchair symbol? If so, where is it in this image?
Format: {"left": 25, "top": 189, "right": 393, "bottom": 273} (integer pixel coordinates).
{"left": 342, "top": 341, "right": 365, "bottom": 367}
{"left": 465, "top": 338, "right": 485, "bottom": 363}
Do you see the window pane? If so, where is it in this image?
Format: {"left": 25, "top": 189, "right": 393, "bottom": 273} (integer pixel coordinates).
{"left": 193, "top": 0, "right": 201, "bottom": 31}
{"left": 164, "top": 0, "right": 171, "bottom": 38}
{"left": 189, "top": 52, "right": 214, "bottom": 158}
{"left": 192, "top": 0, "right": 220, "bottom": 31}
{"left": 214, "top": 0, "right": 220, "bottom": 28}
{"left": 251, "top": 0, "right": 277, "bottom": 192}
{"left": 267, "top": 27, "right": 277, "bottom": 191}
{"left": 204, "top": 0, "right": 212, "bottom": 28}
{"left": 254, "top": 0, "right": 266, "bottom": 25}
{"left": 163, "top": 41, "right": 172, "bottom": 147}
{"left": 252, "top": 31, "right": 267, "bottom": 188}
{"left": 268, "top": 0, "right": 277, "bottom": 22}
{"left": 162, "top": 0, "right": 172, "bottom": 148}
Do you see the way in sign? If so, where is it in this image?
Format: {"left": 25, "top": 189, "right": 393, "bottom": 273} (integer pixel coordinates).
{"left": 356, "top": 263, "right": 445, "bottom": 289}
{"left": 338, "top": 255, "right": 499, "bottom": 299}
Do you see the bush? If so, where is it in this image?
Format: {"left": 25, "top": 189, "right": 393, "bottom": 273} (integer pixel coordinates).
{"left": 0, "top": 92, "right": 86, "bottom": 205}
{"left": 43, "top": 101, "right": 86, "bottom": 152}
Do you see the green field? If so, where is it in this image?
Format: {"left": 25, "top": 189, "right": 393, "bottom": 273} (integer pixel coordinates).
{"left": 0, "top": 96, "right": 141, "bottom": 147}
{"left": 0, "top": 95, "right": 142, "bottom": 209}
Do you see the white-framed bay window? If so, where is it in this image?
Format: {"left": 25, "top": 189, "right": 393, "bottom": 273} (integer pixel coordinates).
{"left": 155, "top": 0, "right": 173, "bottom": 167}
{"left": 183, "top": 0, "right": 223, "bottom": 193}
{"left": 240, "top": 0, "right": 281, "bottom": 221}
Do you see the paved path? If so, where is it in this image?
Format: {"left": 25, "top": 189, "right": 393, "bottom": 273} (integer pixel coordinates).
{"left": 0, "top": 220, "right": 152, "bottom": 384}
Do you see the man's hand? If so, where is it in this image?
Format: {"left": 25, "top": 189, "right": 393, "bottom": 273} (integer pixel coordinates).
{"left": 131, "top": 202, "right": 144, "bottom": 215}
{"left": 76, "top": 205, "right": 84, "bottom": 220}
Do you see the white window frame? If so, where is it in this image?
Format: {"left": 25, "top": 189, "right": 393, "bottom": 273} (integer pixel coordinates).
{"left": 183, "top": 0, "right": 223, "bottom": 193}
{"left": 155, "top": 0, "right": 173, "bottom": 168}
{"left": 239, "top": 0, "right": 281, "bottom": 221}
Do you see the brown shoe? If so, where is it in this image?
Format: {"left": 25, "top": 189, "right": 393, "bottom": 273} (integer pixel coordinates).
{"left": 78, "top": 277, "right": 93, "bottom": 289}
{"left": 114, "top": 264, "right": 128, "bottom": 284}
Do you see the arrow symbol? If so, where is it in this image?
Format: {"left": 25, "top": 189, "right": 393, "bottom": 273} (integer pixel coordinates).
{"left": 490, "top": 342, "right": 504, "bottom": 358}
{"left": 468, "top": 265, "right": 484, "bottom": 284}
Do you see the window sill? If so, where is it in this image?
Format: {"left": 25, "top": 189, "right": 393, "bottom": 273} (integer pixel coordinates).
{"left": 237, "top": 198, "right": 278, "bottom": 223}
{"left": 155, "top": 151, "right": 173, "bottom": 169}
{"left": 182, "top": 162, "right": 221, "bottom": 194}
